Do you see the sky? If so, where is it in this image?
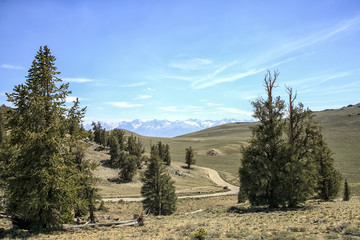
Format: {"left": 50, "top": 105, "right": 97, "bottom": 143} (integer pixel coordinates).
{"left": 1, "top": 0, "right": 360, "bottom": 122}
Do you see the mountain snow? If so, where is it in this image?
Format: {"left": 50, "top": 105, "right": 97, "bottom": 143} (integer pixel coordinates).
{"left": 83, "top": 119, "right": 251, "bottom": 138}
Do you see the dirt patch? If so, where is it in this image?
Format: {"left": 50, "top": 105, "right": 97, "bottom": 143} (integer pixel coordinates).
{"left": 197, "top": 148, "right": 223, "bottom": 157}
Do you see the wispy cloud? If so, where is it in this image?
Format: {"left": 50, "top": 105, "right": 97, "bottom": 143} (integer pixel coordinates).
{"left": 187, "top": 16, "right": 360, "bottom": 90}
{"left": 280, "top": 15, "right": 360, "bottom": 56}
{"left": 63, "top": 77, "right": 95, "bottom": 83}
{"left": 219, "top": 107, "right": 253, "bottom": 118}
{"left": 192, "top": 57, "right": 294, "bottom": 89}
{"left": 206, "top": 102, "right": 222, "bottom": 107}
{"left": 135, "top": 94, "right": 152, "bottom": 100}
{"left": 287, "top": 71, "right": 351, "bottom": 89}
{"left": 164, "top": 75, "right": 194, "bottom": 81}
{"left": 108, "top": 102, "right": 143, "bottom": 108}
{"left": 119, "top": 82, "right": 146, "bottom": 87}
{"left": 1, "top": 64, "right": 23, "bottom": 69}
{"left": 156, "top": 106, "right": 180, "bottom": 112}
{"left": 168, "top": 58, "right": 213, "bottom": 70}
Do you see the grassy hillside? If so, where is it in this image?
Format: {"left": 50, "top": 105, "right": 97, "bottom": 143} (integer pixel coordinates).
{"left": 137, "top": 104, "right": 360, "bottom": 195}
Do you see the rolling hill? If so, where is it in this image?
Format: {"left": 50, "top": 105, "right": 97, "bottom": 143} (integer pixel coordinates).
{"left": 132, "top": 103, "right": 360, "bottom": 195}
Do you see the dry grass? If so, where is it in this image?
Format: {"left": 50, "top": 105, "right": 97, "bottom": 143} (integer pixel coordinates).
{"left": 87, "top": 144, "right": 225, "bottom": 198}
{"left": 2, "top": 196, "right": 360, "bottom": 239}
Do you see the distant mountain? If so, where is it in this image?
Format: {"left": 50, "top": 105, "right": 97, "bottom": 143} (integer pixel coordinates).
{"left": 83, "top": 119, "right": 252, "bottom": 137}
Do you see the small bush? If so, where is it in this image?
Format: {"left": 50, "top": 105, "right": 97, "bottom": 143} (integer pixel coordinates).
{"left": 97, "top": 200, "right": 109, "bottom": 212}
{"left": 194, "top": 227, "right": 207, "bottom": 240}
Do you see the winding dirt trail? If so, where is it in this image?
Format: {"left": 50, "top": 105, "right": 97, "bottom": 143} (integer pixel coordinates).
{"left": 102, "top": 166, "right": 239, "bottom": 202}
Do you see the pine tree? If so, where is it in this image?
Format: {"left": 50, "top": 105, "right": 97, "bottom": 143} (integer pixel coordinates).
{"left": 343, "top": 179, "right": 351, "bottom": 201}
{"left": 112, "top": 129, "right": 126, "bottom": 151}
{"left": 109, "top": 136, "right": 121, "bottom": 168}
{"left": 185, "top": 146, "right": 196, "bottom": 169}
{"left": 239, "top": 71, "right": 289, "bottom": 208}
{"left": 4, "top": 46, "right": 96, "bottom": 230}
{"left": 119, "top": 155, "right": 138, "bottom": 181}
{"left": 315, "top": 135, "right": 342, "bottom": 201}
{"left": 163, "top": 144, "right": 171, "bottom": 166}
{"left": 141, "top": 146, "right": 177, "bottom": 215}
{"left": 284, "top": 87, "right": 319, "bottom": 207}
{"left": 239, "top": 70, "right": 341, "bottom": 208}
{"left": 158, "top": 141, "right": 164, "bottom": 160}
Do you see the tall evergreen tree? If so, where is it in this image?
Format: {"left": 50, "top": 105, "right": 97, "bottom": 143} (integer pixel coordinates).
{"left": 112, "top": 129, "right": 126, "bottom": 151}
{"left": 185, "top": 146, "right": 196, "bottom": 169}
{"left": 239, "top": 71, "right": 290, "bottom": 208}
{"left": 284, "top": 87, "right": 319, "bottom": 207}
{"left": 239, "top": 70, "right": 341, "bottom": 208}
{"left": 157, "top": 141, "right": 164, "bottom": 160}
{"left": 109, "top": 135, "right": 121, "bottom": 168}
{"left": 163, "top": 144, "right": 171, "bottom": 166}
{"left": 4, "top": 46, "right": 96, "bottom": 230}
{"left": 141, "top": 146, "right": 177, "bottom": 215}
{"left": 315, "top": 135, "right": 342, "bottom": 201}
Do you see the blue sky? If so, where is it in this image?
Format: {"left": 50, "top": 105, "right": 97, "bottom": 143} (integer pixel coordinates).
{"left": 1, "top": 0, "right": 360, "bottom": 122}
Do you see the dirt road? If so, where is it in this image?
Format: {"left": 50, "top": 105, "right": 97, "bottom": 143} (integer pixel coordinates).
{"left": 102, "top": 166, "right": 239, "bottom": 202}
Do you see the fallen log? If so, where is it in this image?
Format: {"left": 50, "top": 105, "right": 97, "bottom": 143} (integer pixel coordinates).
{"left": 63, "top": 219, "right": 138, "bottom": 229}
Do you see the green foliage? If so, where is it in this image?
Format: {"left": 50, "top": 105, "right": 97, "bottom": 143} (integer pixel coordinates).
{"left": 127, "top": 135, "right": 144, "bottom": 159}
{"left": 194, "top": 227, "right": 208, "bottom": 240}
{"left": 239, "top": 71, "right": 289, "bottom": 208}
{"left": 109, "top": 136, "right": 120, "bottom": 168}
{"left": 67, "top": 98, "right": 86, "bottom": 136}
{"left": 4, "top": 46, "right": 98, "bottom": 231}
{"left": 164, "top": 144, "right": 171, "bottom": 166}
{"left": 185, "top": 146, "right": 196, "bottom": 169}
{"left": 239, "top": 70, "right": 341, "bottom": 208}
{"left": 141, "top": 146, "right": 177, "bottom": 215}
{"left": 119, "top": 155, "right": 138, "bottom": 181}
{"left": 343, "top": 179, "right": 351, "bottom": 201}
{"left": 112, "top": 129, "right": 126, "bottom": 151}
{"left": 315, "top": 135, "right": 342, "bottom": 201}
{"left": 154, "top": 141, "right": 171, "bottom": 165}
{"left": 92, "top": 122, "right": 107, "bottom": 146}
{"left": 108, "top": 133, "right": 144, "bottom": 181}
{"left": 284, "top": 87, "right": 319, "bottom": 207}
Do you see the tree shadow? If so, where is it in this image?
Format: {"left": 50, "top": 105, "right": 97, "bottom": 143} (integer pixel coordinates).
{"left": 100, "top": 159, "right": 113, "bottom": 168}
{"left": 181, "top": 165, "right": 192, "bottom": 170}
{"left": 227, "top": 205, "right": 313, "bottom": 215}
{"left": 106, "top": 177, "right": 132, "bottom": 184}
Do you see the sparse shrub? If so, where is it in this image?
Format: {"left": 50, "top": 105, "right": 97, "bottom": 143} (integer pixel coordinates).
{"left": 98, "top": 200, "right": 109, "bottom": 212}
{"left": 193, "top": 227, "right": 207, "bottom": 240}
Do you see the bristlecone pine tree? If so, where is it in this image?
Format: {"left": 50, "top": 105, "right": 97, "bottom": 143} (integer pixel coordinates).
{"left": 238, "top": 71, "right": 289, "bottom": 208}
{"left": 5, "top": 46, "right": 98, "bottom": 230}
{"left": 238, "top": 70, "right": 341, "bottom": 208}
{"left": 185, "top": 146, "right": 196, "bottom": 169}
{"left": 141, "top": 146, "right": 177, "bottom": 215}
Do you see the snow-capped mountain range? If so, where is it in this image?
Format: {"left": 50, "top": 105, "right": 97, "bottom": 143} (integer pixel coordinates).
{"left": 84, "top": 119, "right": 252, "bottom": 138}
